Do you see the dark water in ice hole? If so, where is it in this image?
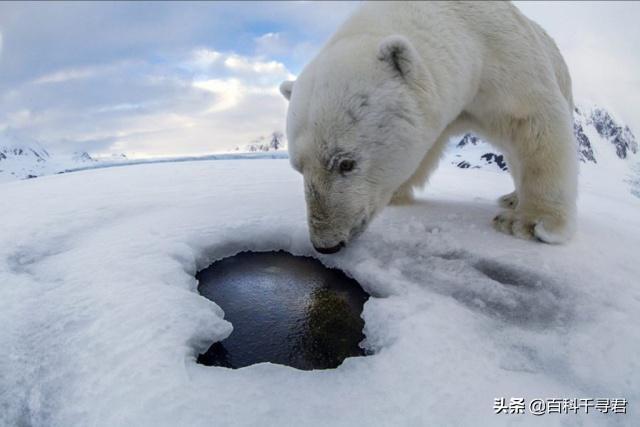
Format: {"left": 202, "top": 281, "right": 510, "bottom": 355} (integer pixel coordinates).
{"left": 196, "top": 251, "right": 369, "bottom": 370}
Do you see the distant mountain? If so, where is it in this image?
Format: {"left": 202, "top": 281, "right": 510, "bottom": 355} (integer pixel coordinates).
{"left": 574, "top": 106, "right": 637, "bottom": 162}
{"left": 0, "top": 146, "right": 50, "bottom": 162}
{"left": 0, "top": 145, "right": 95, "bottom": 182}
{"left": 73, "top": 151, "right": 95, "bottom": 162}
{"left": 236, "top": 131, "right": 286, "bottom": 153}
{"left": 452, "top": 134, "right": 509, "bottom": 171}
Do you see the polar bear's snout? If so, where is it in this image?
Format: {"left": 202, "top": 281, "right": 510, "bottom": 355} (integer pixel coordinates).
{"left": 305, "top": 177, "right": 372, "bottom": 254}
{"left": 313, "top": 241, "right": 345, "bottom": 255}
{"left": 309, "top": 221, "right": 347, "bottom": 254}
{"left": 308, "top": 215, "right": 348, "bottom": 254}
{"left": 308, "top": 214, "right": 368, "bottom": 254}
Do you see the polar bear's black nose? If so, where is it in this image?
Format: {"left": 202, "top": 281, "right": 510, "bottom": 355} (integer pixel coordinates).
{"left": 313, "top": 241, "right": 345, "bottom": 254}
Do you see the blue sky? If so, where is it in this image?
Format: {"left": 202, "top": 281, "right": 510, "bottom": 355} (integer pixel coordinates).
{"left": 0, "top": 1, "right": 638, "bottom": 158}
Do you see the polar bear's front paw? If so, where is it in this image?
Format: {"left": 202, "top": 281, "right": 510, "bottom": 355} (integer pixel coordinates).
{"left": 492, "top": 209, "right": 574, "bottom": 244}
{"left": 498, "top": 191, "right": 518, "bottom": 209}
{"left": 493, "top": 210, "right": 535, "bottom": 240}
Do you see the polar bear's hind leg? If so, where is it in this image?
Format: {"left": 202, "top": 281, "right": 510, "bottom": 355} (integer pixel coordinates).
{"left": 492, "top": 102, "right": 577, "bottom": 243}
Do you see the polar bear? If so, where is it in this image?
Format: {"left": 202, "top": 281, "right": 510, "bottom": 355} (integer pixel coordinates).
{"left": 280, "top": 1, "right": 577, "bottom": 254}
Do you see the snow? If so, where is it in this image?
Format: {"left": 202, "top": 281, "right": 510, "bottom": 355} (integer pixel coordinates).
{"left": 443, "top": 137, "right": 508, "bottom": 172}
{"left": 1, "top": 157, "right": 639, "bottom": 426}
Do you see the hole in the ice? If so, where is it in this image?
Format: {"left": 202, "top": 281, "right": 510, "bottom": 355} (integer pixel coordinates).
{"left": 196, "top": 251, "right": 370, "bottom": 370}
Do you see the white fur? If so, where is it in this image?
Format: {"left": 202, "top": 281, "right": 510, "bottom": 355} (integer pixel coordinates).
{"left": 281, "top": 1, "right": 577, "bottom": 251}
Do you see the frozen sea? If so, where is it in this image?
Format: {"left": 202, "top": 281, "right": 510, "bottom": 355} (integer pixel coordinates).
{"left": 1, "top": 157, "right": 638, "bottom": 426}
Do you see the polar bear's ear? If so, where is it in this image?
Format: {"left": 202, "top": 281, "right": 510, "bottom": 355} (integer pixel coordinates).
{"left": 377, "top": 35, "right": 421, "bottom": 81}
{"left": 279, "top": 80, "right": 295, "bottom": 101}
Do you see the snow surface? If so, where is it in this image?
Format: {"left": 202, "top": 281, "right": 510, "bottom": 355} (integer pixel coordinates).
{"left": 1, "top": 158, "right": 639, "bottom": 426}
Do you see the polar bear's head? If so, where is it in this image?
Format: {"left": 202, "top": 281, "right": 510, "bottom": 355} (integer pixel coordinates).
{"left": 280, "top": 36, "right": 434, "bottom": 254}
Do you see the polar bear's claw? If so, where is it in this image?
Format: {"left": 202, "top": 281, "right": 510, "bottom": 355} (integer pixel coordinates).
{"left": 493, "top": 210, "right": 573, "bottom": 244}
{"left": 498, "top": 192, "right": 518, "bottom": 209}
{"left": 493, "top": 210, "right": 529, "bottom": 238}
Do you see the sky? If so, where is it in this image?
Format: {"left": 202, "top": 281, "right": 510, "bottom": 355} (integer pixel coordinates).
{"left": 0, "top": 1, "right": 638, "bottom": 158}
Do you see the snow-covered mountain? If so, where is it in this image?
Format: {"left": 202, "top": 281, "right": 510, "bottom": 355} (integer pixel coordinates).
{"left": 0, "top": 142, "right": 96, "bottom": 183}
{"left": 0, "top": 128, "right": 141, "bottom": 182}
{"left": 580, "top": 106, "right": 638, "bottom": 160}
{"left": 236, "top": 131, "right": 286, "bottom": 153}
{"left": 450, "top": 134, "right": 509, "bottom": 171}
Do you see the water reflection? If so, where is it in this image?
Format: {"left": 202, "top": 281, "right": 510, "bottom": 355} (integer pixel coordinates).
{"left": 197, "top": 251, "right": 369, "bottom": 370}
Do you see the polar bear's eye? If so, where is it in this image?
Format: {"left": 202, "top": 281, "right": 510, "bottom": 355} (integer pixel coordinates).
{"left": 338, "top": 159, "right": 356, "bottom": 174}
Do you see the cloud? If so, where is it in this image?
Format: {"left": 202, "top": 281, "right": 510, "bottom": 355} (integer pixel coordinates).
{"left": 32, "top": 66, "right": 103, "bottom": 85}
{"left": 1, "top": 1, "right": 638, "bottom": 158}
{"left": 224, "top": 54, "right": 287, "bottom": 76}
{"left": 565, "top": 34, "right": 640, "bottom": 118}
{"left": 193, "top": 78, "right": 246, "bottom": 113}
{"left": 0, "top": 46, "right": 293, "bottom": 157}
{"left": 0, "top": 2, "right": 359, "bottom": 156}
{"left": 185, "top": 48, "right": 294, "bottom": 80}
{"left": 515, "top": 1, "right": 640, "bottom": 132}
{"left": 255, "top": 32, "right": 288, "bottom": 57}
{"left": 190, "top": 48, "right": 223, "bottom": 70}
